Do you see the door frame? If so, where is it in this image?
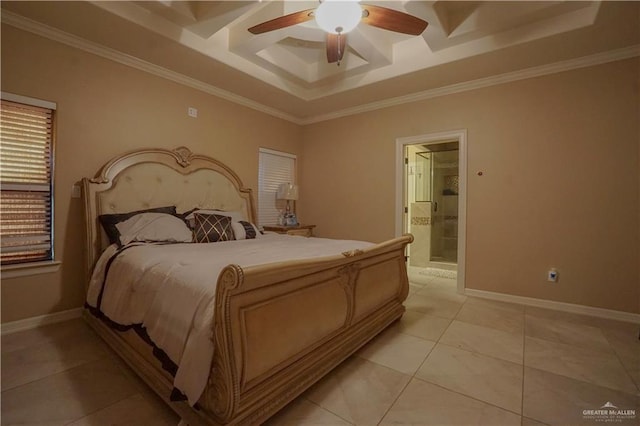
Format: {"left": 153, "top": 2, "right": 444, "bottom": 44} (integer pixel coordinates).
{"left": 395, "top": 129, "right": 467, "bottom": 294}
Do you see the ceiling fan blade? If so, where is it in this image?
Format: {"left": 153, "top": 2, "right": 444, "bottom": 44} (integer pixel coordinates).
{"left": 248, "top": 8, "right": 315, "bottom": 34}
{"left": 361, "top": 5, "right": 428, "bottom": 35}
{"left": 326, "top": 33, "right": 347, "bottom": 64}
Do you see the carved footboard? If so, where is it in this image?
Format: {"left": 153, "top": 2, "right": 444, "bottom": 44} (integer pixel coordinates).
{"left": 203, "top": 235, "right": 413, "bottom": 425}
{"left": 82, "top": 147, "right": 414, "bottom": 426}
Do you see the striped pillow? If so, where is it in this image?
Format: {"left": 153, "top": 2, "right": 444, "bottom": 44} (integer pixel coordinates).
{"left": 231, "top": 220, "right": 261, "bottom": 240}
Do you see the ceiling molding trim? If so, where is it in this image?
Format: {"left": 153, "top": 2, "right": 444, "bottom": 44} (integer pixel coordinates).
{"left": 300, "top": 44, "right": 640, "bottom": 124}
{"left": 3, "top": 11, "right": 638, "bottom": 127}
{"left": 1, "top": 11, "right": 303, "bottom": 125}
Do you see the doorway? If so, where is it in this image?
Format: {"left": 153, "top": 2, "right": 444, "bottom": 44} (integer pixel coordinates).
{"left": 410, "top": 142, "right": 459, "bottom": 266}
{"left": 395, "top": 130, "right": 467, "bottom": 293}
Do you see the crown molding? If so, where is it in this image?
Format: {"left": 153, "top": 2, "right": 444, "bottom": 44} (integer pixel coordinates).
{"left": 3, "top": 11, "right": 638, "bottom": 126}
{"left": 300, "top": 44, "right": 640, "bottom": 124}
{"left": 1, "top": 11, "right": 303, "bottom": 125}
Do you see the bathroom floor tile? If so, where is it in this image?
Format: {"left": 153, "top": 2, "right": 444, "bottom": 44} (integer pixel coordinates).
{"left": 424, "top": 276, "right": 459, "bottom": 291}
{"left": 408, "top": 283, "right": 423, "bottom": 295}
{"left": 407, "top": 268, "right": 431, "bottom": 285}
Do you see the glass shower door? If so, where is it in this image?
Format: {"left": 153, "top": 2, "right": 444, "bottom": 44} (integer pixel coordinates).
{"left": 406, "top": 149, "right": 432, "bottom": 268}
{"left": 429, "top": 150, "right": 458, "bottom": 263}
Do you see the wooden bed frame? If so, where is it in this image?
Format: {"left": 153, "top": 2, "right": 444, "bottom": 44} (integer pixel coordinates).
{"left": 82, "top": 146, "right": 413, "bottom": 425}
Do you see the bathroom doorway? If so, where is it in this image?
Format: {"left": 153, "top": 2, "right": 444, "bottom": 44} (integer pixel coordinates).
{"left": 395, "top": 130, "right": 467, "bottom": 293}
{"left": 410, "top": 142, "right": 459, "bottom": 267}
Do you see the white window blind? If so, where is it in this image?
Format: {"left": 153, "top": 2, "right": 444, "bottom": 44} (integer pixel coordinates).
{"left": 258, "top": 148, "right": 296, "bottom": 226}
{"left": 0, "top": 97, "right": 55, "bottom": 265}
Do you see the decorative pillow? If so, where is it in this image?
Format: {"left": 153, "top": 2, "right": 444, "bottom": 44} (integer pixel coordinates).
{"left": 193, "top": 213, "right": 235, "bottom": 243}
{"left": 231, "top": 221, "right": 261, "bottom": 240}
{"left": 115, "top": 213, "right": 193, "bottom": 246}
{"left": 183, "top": 209, "right": 245, "bottom": 229}
{"left": 99, "top": 206, "right": 177, "bottom": 245}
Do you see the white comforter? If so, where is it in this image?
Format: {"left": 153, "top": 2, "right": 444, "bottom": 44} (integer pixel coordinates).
{"left": 86, "top": 234, "right": 373, "bottom": 405}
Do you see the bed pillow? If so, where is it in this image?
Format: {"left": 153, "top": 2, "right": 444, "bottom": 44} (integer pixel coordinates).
{"left": 231, "top": 221, "right": 261, "bottom": 240}
{"left": 175, "top": 207, "right": 198, "bottom": 226}
{"left": 99, "top": 206, "right": 178, "bottom": 245}
{"left": 193, "top": 213, "right": 235, "bottom": 243}
{"left": 115, "top": 213, "right": 193, "bottom": 246}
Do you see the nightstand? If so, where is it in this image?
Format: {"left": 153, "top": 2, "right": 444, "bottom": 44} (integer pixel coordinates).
{"left": 263, "top": 224, "right": 316, "bottom": 237}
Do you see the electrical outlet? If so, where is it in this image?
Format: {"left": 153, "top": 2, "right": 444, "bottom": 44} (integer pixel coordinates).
{"left": 547, "top": 268, "right": 558, "bottom": 282}
{"left": 188, "top": 107, "right": 198, "bottom": 118}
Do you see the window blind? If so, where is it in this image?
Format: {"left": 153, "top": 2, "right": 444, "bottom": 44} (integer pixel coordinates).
{"left": 0, "top": 99, "right": 54, "bottom": 265}
{"left": 258, "top": 148, "right": 296, "bottom": 226}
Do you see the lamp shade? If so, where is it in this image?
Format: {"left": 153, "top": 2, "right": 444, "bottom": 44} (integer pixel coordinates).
{"left": 315, "top": 0, "right": 362, "bottom": 34}
{"left": 277, "top": 183, "right": 299, "bottom": 200}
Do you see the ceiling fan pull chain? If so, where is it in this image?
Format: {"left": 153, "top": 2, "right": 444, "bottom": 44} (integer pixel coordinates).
{"left": 337, "top": 32, "right": 342, "bottom": 66}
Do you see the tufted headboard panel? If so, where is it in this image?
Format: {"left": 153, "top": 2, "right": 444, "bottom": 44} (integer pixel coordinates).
{"left": 82, "top": 146, "right": 256, "bottom": 283}
{"left": 98, "top": 164, "right": 250, "bottom": 218}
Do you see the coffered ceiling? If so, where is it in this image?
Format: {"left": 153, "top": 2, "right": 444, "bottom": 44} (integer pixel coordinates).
{"left": 2, "top": 1, "right": 639, "bottom": 123}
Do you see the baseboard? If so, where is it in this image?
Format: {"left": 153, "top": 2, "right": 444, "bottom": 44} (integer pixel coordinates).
{"left": 1, "top": 307, "right": 83, "bottom": 335}
{"left": 464, "top": 289, "right": 640, "bottom": 325}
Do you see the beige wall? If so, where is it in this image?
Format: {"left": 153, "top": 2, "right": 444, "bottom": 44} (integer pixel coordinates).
{"left": 1, "top": 25, "right": 302, "bottom": 322}
{"left": 300, "top": 58, "right": 639, "bottom": 314}
{"left": 2, "top": 24, "right": 638, "bottom": 321}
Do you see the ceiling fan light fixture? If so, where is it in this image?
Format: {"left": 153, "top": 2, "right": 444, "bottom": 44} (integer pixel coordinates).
{"left": 315, "top": 0, "right": 362, "bottom": 34}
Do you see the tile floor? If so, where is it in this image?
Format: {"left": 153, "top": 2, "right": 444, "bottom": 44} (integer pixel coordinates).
{"left": 2, "top": 273, "right": 638, "bottom": 425}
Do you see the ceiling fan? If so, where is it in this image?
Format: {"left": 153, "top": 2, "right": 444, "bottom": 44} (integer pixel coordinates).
{"left": 248, "top": 0, "right": 428, "bottom": 65}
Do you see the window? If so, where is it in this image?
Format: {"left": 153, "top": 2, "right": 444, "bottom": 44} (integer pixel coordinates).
{"left": 1, "top": 93, "right": 56, "bottom": 266}
{"left": 258, "top": 148, "right": 296, "bottom": 226}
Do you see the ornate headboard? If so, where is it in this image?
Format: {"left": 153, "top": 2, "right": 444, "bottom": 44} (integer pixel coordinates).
{"left": 82, "top": 146, "right": 256, "bottom": 281}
